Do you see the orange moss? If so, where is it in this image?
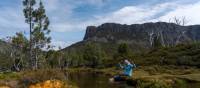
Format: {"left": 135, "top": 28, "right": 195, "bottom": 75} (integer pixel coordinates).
{"left": 29, "top": 80, "right": 69, "bottom": 88}
{"left": 0, "top": 86, "right": 10, "bottom": 88}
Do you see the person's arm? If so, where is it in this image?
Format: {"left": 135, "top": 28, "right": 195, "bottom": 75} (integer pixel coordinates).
{"left": 133, "top": 64, "right": 136, "bottom": 68}
{"left": 129, "top": 63, "right": 136, "bottom": 68}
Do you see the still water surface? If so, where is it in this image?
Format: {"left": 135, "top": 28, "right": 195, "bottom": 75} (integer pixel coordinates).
{"left": 66, "top": 72, "right": 133, "bottom": 88}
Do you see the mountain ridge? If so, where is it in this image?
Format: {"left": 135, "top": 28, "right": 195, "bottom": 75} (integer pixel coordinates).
{"left": 83, "top": 22, "right": 200, "bottom": 47}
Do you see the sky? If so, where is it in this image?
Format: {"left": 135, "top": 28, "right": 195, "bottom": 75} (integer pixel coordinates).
{"left": 0, "top": 0, "right": 200, "bottom": 50}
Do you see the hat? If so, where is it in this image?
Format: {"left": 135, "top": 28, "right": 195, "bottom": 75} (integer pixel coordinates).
{"left": 124, "top": 59, "right": 130, "bottom": 64}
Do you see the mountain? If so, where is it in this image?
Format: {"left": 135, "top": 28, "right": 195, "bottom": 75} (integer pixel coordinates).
{"left": 64, "top": 22, "right": 200, "bottom": 52}
{"left": 84, "top": 22, "right": 200, "bottom": 48}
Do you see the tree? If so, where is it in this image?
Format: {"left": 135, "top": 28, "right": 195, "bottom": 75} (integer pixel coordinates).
{"left": 169, "top": 16, "right": 188, "bottom": 26}
{"left": 23, "top": 0, "right": 51, "bottom": 69}
{"left": 32, "top": 1, "right": 51, "bottom": 69}
{"left": 46, "top": 50, "right": 59, "bottom": 68}
{"left": 12, "top": 32, "right": 29, "bottom": 51}
{"left": 83, "top": 43, "right": 104, "bottom": 68}
{"left": 11, "top": 32, "right": 29, "bottom": 71}
{"left": 152, "top": 36, "right": 162, "bottom": 48}
{"left": 23, "top": 0, "right": 36, "bottom": 69}
{"left": 118, "top": 43, "right": 129, "bottom": 55}
{"left": 113, "top": 43, "right": 131, "bottom": 63}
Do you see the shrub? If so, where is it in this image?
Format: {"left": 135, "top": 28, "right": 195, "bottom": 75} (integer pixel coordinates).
{"left": 173, "top": 79, "right": 188, "bottom": 88}
{"left": 136, "top": 79, "right": 172, "bottom": 88}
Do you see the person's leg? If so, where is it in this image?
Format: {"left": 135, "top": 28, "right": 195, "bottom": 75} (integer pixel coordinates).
{"left": 114, "top": 75, "right": 123, "bottom": 81}
{"left": 114, "top": 74, "right": 128, "bottom": 81}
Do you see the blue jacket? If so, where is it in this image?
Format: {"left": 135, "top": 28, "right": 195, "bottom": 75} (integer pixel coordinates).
{"left": 120, "top": 63, "right": 136, "bottom": 76}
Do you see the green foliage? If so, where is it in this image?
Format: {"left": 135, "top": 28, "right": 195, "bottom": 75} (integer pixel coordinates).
{"left": 114, "top": 43, "right": 131, "bottom": 62}
{"left": 137, "top": 80, "right": 171, "bottom": 88}
{"left": 136, "top": 42, "right": 200, "bottom": 67}
{"left": 0, "top": 72, "right": 20, "bottom": 80}
{"left": 173, "top": 79, "right": 188, "bottom": 88}
{"left": 83, "top": 43, "right": 105, "bottom": 68}
{"left": 45, "top": 50, "right": 63, "bottom": 68}
{"left": 11, "top": 32, "right": 29, "bottom": 71}
{"left": 23, "top": 0, "right": 36, "bottom": 23}
{"left": 12, "top": 32, "right": 29, "bottom": 50}
{"left": 32, "top": 1, "right": 51, "bottom": 49}
{"left": 58, "top": 41, "right": 200, "bottom": 68}
{"left": 23, "top": 0, "right": 51, "bottom": 69}
{"left": 118, "top": 43, "right": 129, "bottom": 55}
{"left": 153, "top": 36, "right": 163, "bottom": 48}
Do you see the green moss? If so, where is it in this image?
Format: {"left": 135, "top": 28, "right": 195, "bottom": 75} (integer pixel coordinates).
{"left": 0, "top": 72, "right": 20, "bottom": 80}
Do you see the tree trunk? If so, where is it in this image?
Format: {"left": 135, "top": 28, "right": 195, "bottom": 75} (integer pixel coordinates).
{"left": 35, "top": 49, "right": 38, "bottom": 69}
{"left": 29, "top": 3, "right": 33, "bottom": 70}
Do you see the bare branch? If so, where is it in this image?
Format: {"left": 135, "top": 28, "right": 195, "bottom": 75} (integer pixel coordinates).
{"left": 171, "top": 16, "right": 188, "bottom": 26}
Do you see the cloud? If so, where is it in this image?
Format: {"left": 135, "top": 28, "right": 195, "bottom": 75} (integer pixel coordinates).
{"left": 54, "top": 2, "right": 178, "bottom": 32}
{"left": 1, "top": 0, "right": 200, "bottom": 50}
{"left": 50, "top": 23, "right": 80, "bottom": 32}
{"left": 48, "top": 0, "right": 200, "bottom": 33}
{"left": 83, "top": 0, "right": 109, "bottom": 5}
{"left": 0, "top": 6, "right": 27, "bottom": 37}
{"left": 43, "top": 0, "right": 59, "bottom": 11}
{"left": 50, "top": 40, "right": 76, "bottom": 50}
{"left": 90, "top": 2, "right": 181, "bottom": 25}
{"left": 76, "top": 0, "right": 200, "bottom": 28}
{"left": 155, "top": 1, "right": 200, "bottom": 25}
{"left": 68, "top": 0, "right": 109, "bottom": 6}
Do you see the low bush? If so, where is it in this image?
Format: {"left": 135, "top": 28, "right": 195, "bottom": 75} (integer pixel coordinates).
{"left": 136, "top": 79, "right": 172, "bottom": 88}
{"left": 173, "top": 79, "right": 188, "bottom": 88}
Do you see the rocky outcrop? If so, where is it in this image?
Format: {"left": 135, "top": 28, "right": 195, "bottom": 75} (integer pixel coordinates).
{"left": 83, "top": 22, "right": 200, "bottom": 48}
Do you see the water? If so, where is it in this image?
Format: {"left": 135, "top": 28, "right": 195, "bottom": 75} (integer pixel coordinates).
{"left": 188, "top": 83, "right": 200, "bottom": 88}
{"left": 65, "top": 72, "right": 200, "bottom": 88}
{"left": 66, "top": 72, "right": 132, "bottom": 88}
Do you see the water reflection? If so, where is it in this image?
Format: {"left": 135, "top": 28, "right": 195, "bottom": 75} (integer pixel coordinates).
{"left": 65, "top": 72, "right": 133, "bottom": 88}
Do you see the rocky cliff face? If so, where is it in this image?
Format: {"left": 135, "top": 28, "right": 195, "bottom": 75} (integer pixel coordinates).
{"left": 83, "top": 22, "right": 200, "bottom": 48}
